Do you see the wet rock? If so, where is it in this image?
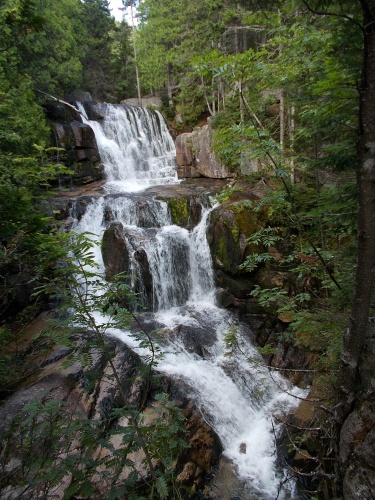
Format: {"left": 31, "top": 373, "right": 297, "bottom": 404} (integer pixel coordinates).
{"left": 134, "top": 247, "right": 153, "bottom": 298}
{"left": 202, "top": 456, "right": 261, "bottom": 499}
{"left": 81, "top": 101, "right": 107, "bottom": 121}
{"left": 178, "top": 324, "right": 217, "bottom": 357}
{"left": 207, "top": 200, "right": 266, "bottom": 276}
{"left": 47, "top": 100, "right": 103, "bottom": 186}
{"left": 216, "top": 288, "right": 236, "bottom": 308}
{"left": 175, "top": 402, "right": 223, "bottom": 493}
{"left": 102, "top": 221, "right": 129, "bottom": 280}
{"left": 92, "top": 339, "right": 145, "bottom": 421}
{"left": 71, "top": 195, "right": 96, "bottom": 220}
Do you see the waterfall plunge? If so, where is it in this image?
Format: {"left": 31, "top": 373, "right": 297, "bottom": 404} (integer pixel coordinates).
{"left": 73, "top": 104, "right": 304, "bottom": 499}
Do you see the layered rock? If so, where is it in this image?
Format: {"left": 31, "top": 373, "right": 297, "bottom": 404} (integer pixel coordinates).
{"left": 101, "top": 221, "right": 130, "bottom": 281}
{"left": 45, "top": 100, "right": 103, "bottom": 185}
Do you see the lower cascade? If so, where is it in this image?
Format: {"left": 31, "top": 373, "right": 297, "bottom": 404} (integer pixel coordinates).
{"left": 73, "top": 103, "right": 305, "bottom": 498}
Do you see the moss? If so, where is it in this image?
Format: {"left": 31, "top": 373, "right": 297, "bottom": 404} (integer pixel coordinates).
{"left": 217, "top": 235, "right": 231, "bottom": 271}
{"left": 167, "top": 197, "right": 190, "bottom": 227}
{"left": 208, "top": 200, "right": 270, "bottom": 275}
{"left": 230, "top": 201, "right": 264, "bottom": 237}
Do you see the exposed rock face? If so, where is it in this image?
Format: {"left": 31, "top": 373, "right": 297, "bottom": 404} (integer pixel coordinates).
{"left": 45, "top": 100, "right": 103, "bottom": 185}
{"left": 121, "top": 96, "right": 163, "bottom": 109}
{"left": 176, "top": 133, "right": 194, "bottom": 168}
{"left": 176, "top": 125, "right": 235, "bottom": 179}
{"left": 0, "top": 330, "right": 222, "bottom": 498}
{"left": 207, "top": 200, "right": 264, "bottom": 275}
{"left": 81, "top": 101, "right": 107, "bottom": 121}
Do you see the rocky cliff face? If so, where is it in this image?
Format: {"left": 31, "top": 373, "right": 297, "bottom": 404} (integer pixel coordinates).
{"left": 47, "top": 99, "right": 236, "bottom": 186}
{"left": 45, "top": 99, "right": 103, "bottom": 185}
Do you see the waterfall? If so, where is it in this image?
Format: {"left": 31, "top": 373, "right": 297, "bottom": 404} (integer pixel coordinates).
{"left": 77, "top": 102, "right": 178, "bottom": 192}
{"left": 73, "top": 104, "right": 304, "bottom": 499}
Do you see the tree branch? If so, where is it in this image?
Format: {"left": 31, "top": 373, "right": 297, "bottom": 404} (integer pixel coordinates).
{"left": 300, "top": 0, "right": 364, "bottom": 34}
{"left": 36, "top": 90, "right": 82, "bottom": 115}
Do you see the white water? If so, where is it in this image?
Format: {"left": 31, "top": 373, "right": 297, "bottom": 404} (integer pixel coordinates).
{"left": 77, "top": 102, "right": 178, "bottom": 192}
{"left": 73, "top": 104, "right": 304, "bottom": 498}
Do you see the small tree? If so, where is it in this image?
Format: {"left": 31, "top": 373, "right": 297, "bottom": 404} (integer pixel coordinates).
{"left": 1, "top": 234, "right": 187, "bottom": 499}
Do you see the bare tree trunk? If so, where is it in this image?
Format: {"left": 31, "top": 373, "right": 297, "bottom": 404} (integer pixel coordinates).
{"left": 338, "top": 0, "right": 375, "bottom": 422}
{"left": 280, "top": 90, "right": 285, "bottom": 153}
{"left": 289, "top": 104, "right": 295, "bottom": 182}
{"left": 166, "top": 63, "right": 173, "bottom": 107}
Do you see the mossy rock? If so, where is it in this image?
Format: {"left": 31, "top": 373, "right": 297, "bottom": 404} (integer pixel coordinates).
{"left": 168, "top": 197, "right": 190, "bottom": 226}
{"left": 207, "top": 201, "right": 267, "bottom": 275}
{"left": 156, "top": 194, "right": 203, "bottom": 228}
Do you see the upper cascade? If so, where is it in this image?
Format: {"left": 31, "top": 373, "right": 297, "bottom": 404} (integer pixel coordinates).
{"left": 77, "top": 103, "right": 178, "bottom": 192}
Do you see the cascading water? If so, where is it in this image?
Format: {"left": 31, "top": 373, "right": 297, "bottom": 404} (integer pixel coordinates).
{"left": 77, "top": 102, "right": 178, "bottom": 192}
{"left": 73, "top": 104, "right": 305, "bottom": 499}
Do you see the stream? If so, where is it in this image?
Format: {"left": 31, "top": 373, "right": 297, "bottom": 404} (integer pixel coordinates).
{"left": 73, "top": 103, "right": 305, "bottom": 499}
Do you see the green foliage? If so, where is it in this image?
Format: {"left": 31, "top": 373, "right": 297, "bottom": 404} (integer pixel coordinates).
{"left": 223, "top": 323, "right": 241, "bottom": 357}
{"left": 15, "top": 0, "right": 86, "bottom": 95}
{"left": 1, "top": 235, "right": 188, "bottom": 498}
{"left": 239, "top": 227, "right": 282, "bottom": 271}
{"left": 238, "top": 167, "right": 356, "bottom": 382}
{"left": 213, "top": 185, "right": 240, "bottom": 203}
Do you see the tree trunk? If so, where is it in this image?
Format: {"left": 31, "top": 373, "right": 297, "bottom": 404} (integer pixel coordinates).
{"left": 166, "top": 63, "right": 173, "bottom": 107}
{"left": 338, "top": 0, "right": 375, "bottom": 421}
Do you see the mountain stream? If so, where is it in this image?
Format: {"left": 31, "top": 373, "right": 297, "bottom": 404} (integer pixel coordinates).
{"left": 74, "top": 103, "right": 305, "bottom": 499}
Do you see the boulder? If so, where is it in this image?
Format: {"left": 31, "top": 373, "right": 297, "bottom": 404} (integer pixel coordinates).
{"left": 175, "top": 401, "right": 223, "bottom": 494}
{"left": 66, "top": 90, "right": 93, "bottom": 102}
{"left": 175, "top": 125, "right": 235, "bottom": 179}
{"left": 176, "top": 133, "right": 194, "bottom": 166}
{"left": 101, "top": 221, "right": 129, "bottom": 281}
{"left": 193, "top": 124, "right": 235, "bottom": 179}
{"left": 101, "top": 222, "right": 154, "bottom": 306}
{"left": 81, "top": 101, "right": 107, "bottom": 121}
{"left": 134, "top": 247, "right": 153, "bottom": 304}
{"left": 70, "top": 121, "right": 99, "bottom": 161}
{"left": 208, "top": 203, "right": 256, "bottom": 275}
{"left": 207, "top": 197, "right": 267, "bottom": 277}
{"left": 44, "top": 101, "right": 81, "bottom": 122}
